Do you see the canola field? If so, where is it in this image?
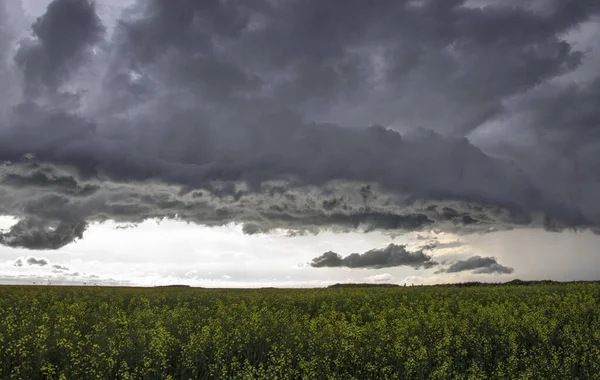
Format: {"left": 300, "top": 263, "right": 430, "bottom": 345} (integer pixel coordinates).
{"left": 0, "top": 282, "right": 599, "bottom": 379}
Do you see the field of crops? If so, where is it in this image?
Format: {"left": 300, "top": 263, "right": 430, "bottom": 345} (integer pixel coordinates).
{"left": 0, "top": 282, "right": 599, "bottom": 379}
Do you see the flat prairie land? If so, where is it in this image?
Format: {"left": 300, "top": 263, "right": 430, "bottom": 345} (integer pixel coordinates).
{"left": 0, "top": 282, "right": 599, "bottom": 379}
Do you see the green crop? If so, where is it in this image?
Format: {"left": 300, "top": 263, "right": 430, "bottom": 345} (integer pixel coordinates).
{"left": 0, "top": 282, "right": 598, "bottom": 379}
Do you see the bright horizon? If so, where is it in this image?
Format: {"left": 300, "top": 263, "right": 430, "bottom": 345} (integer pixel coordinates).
{"left": 2, "top": 216, "right": 599, "bottom": 288}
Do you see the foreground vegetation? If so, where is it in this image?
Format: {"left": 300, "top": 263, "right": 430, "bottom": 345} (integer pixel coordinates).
{"left": 0, "top": 282, "right": 599, "bottom": 379}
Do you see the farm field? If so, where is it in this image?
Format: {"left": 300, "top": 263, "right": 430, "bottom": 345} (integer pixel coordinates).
{"left": 0, "top": 282, "right": 599, "bottom": 379}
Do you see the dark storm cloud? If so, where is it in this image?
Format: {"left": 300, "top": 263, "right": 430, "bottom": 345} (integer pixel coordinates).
{"left": 476, "top": 75, "right": 600, "bottom": 224}
{"left": 311, "top": 243, "right": 438, "bottom": 270}
{"left": 0, "top": 158, "right": 540, "bottom": 248}
{"left": 92, "top": 0, "right": 592, "bottom": 124}
{"left": 14, "top": 0, "right": 104, "bottom": 97}
{"left": 1, "top": 170, "right": 99, "bottom": 197}
{"left": 0, "top": 217, "right": 87, "bottom": 250}
{"left": 507, "top": 77, "right": 600, "bottom": 175}
{"left": 0, "top": 0, "right": 599, "bottom": 249}
{"left": 443, "top": 256, "right": 514, "bottom": 274}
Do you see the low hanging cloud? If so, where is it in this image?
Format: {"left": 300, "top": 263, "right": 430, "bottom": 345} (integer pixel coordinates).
{"left": 26, "top": 257, "right": 49, "bottom": 266}
{"left": 13, "top": 256, "right": 49, "bottom": 267}
{"left": 0, "top": 217, "right": 87, "bottom": 250}
{"left": 441, "top": 256, "right": 514, "bottom": 274}
{"left": 311, "top": 243, "right": 438, "bottom": 270}
{"left": 0, "top": 0, "right": 599, "bottom": 249}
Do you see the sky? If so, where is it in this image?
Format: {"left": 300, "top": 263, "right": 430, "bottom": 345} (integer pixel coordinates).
{"left": 0, "top": 0, "right": 599, "bottom": 287}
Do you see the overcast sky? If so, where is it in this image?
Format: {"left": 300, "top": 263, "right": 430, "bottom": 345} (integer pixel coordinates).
{"left": 0, "top": 0, "right": 599, "bottom": 287}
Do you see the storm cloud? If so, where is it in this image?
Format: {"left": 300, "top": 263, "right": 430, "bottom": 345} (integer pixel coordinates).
{"left": 442, "top": 256, "right": 514, "bottom": 274}
{"left": 311, "top": 243, "right": 438, "bottom": 270}
{"left": 14, "top": 0, "right": 105, "bottom": 98}
{"left": 0, "top": 0, "right": 599, "bottom": 249}
{"left": 0, "top": 216, "right": 87, "bottom": 250}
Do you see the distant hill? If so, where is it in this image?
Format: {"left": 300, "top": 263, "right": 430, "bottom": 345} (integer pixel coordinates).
{"left": 502, "top": 279, "right": 558, "bottom": 286}
{"left": 154, "top": 284, "right": 192, "bottom": 288}
{"left": 328, "top": 283, "right": 400, "bottom": 288}
{"left": 327, "top": 280, "right": 570, "bottom": 289}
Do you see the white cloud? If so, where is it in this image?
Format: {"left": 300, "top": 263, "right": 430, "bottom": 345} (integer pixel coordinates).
{"left": 365, "top": 273, "right": 393, "bottom": 283}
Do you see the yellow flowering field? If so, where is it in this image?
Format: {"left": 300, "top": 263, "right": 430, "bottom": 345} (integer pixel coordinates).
{"left": 0, "top": 282, "right": 599, "bottom": 379}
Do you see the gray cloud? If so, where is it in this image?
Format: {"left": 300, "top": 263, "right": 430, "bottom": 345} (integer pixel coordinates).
{"left": 0, "top": 217, "right": 87, "bottom": 250}
{"left": 52, "top": 264, "right": 69, "bottom": 271}
{"left": 443, "top": 255, "right": 514, "bottom": 274}
{"left": 0, "top": 1, "right": 24, "bottom": 117}
{"left": 0, "top": 0, "right": 599, "bottom": 249}
{"left": 14, "top": 0, "right": 104, "bottom": 98}
{"left": 13, "top": 256, "right": 50, "bottom": 267}
{"left": 0, "top": 3, "right": 13, "bottom": 61}
{"left": 26, "top": 257, "right": 49, "bottom": 266}
{"left": 2, "top": 169, "right": 99, "bottom": 196}
{"left": 0, "top": 128, "right": 559, "bottom": 235}
{"left": 114, "top": 223, "right": 138, "bottom": 230}
{"left": 0, "top": 1, "right": 25, "bottom": 59}
{"left": 311, "top": 243, "right": 438, "bottom": 270}
{"left": 103, "top": 0, "right": 596, "bottom": 133}
{"left": 420, "top": 240, "right": 466, "bottom": 251}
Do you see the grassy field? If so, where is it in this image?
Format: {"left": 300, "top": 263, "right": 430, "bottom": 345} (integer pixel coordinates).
{"left": 0, "top": 282, "right": 599, "bottom": 379}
